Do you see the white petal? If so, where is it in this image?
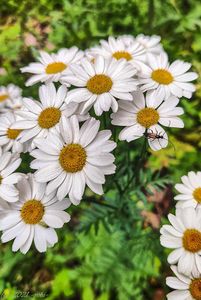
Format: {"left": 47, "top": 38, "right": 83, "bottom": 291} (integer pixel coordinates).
{"left": 84, "top": 164, "right": 105, "bottom": 184}
{"left": 12, "top": 225, "right": 31, "bottom": 252}
{"left": 166, "top": 277, "right": 189, "bottom": 290}
{"left": 79, "top": 118, "right": 100, "bottom": 147}
{"left": 119, "top": 124, "right": 145, "bottom": 142}
{"left": 86, "top": 177, "right": 103, "bottom": 195}
{"left": 167, "top": 290, "right": 190, "bottom": 300}
{"left": 57, "top": 174, "right": 73, "bottom": 200}
{"left": 178, "top": 252, "right": 194, "bottom": 276}
{"left": 35, "top": 163, "right": 63, "bottom": 182}
{"left": 20, "top": 225, "right": 34, "bottom": 254}
{"left": 34, "top": 225, "right": 47, "bottom": 252}
{"left": 167, "top": 248, "right": 185, "bottom": 264}
{"left": 1, "top": 221, "right": 25, "bottom": 242}
{"left": 43, "top": 214, "right": 64, "bottom": 228}
{"left": 0, "top": 212, "right": 21, "bottom": 230}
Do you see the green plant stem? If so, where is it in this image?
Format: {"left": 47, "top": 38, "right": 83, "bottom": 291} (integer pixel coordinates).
{"left": 147, "top": 0, "right": 154, "bottom": 31}
{"left": 135, "top": 138, "right": 148, "bottom": 184}
{"left": 86, "top": 197, "right": 116, "bottom": 209}
{"left": 114, "top": 178, "right": 123, "bottom": 194}
{"left": 122, "top": 138, "right": 148, "bottom": 194}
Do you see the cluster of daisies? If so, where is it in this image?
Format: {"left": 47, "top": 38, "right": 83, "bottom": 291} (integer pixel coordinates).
{"left": 0, "top": 34, "right": 198, "bottom": 254}
{"left": 160, "top": 171, "right": 201, "bottom": 300}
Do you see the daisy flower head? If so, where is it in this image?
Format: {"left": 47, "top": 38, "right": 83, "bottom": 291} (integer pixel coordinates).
{"left": 111, "top": 90, "right": 184, "bottom": 151}
{"left": 160, "top": 207, "right": 201, "bottom": 277}
{"left": 174, "top": 171, "right": 201, "bottom": 209}
{"left": 0, "top": 111, "right": 29, "bottom": 153}
{"left": 20, "top": 47, "right": 84, "bottom": 86}
{"left": 0, "top": 174, "right": 71, "bottom": 254}
{"left": 135, "top": 34, "right": 163, "bottom": 55}
{"left": 11, "top": 83, "right": 87, "bottom": 144}
{"left": 138, "top": 52, "right": 198, "bottom": 99}
{"left": 86, "top": 36, "right": 146, "bottom": 70}
{"left": 0, "top": 84, "right": 22, "bottom": 110}
{"left": 31, "top": 116, "right": 116, "bottom": 205}
{"left": 166, "top": 265, "right": 201, "bottom": 300}
{"left": 63, "top": 56, "right": 138, "bottom": 116}
{"left": 0, "top": 151, "right": 22, "bottom": 202}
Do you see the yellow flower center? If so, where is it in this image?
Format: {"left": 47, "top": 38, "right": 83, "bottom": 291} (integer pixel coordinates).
{"left": 183, "top": 229, "right": 201, "bottom": 253}
{"left": 151, "top": 69, "right": 173, "bottom": 85}
{"left": 38, "top": 107, "right": 61, "bottom": 129}
{"left": 0, "top": 94, "right": 8, "bottom": 102}
{"left": 0, "top": 175, "right": 3, "bottom": 184}
{"left": 112, "top": 51, "right": 132, "bottom": 61}
{"left": 137, "top": 107, "right": 159, "bottom": 128}
{"left": 45, "top": 62, "right": 67, "bottom": 74}
{"left": 21, "top": 200, "right": 44, "bottom": 224}
{"left": 190, "top": 278, "right": 201, "bottom": 300}
{"left": 87, "top": 74, "right": 113, "bottom": 94}
{"left": 7, "top": 128, "right": 22, "bottom": 140}
{"left": 59, "top": 144, "right": 86, "bottom": 173}
{"left": 193, "top": 188, "right": 201, "bottom": 204}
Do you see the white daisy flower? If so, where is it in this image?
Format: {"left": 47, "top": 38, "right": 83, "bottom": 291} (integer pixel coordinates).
{"left": 0, "top": 151, "right": 22, "bottom": 202}
{"left": 139, "top": 52, "right": 198, "bottom": 99}
{"left": 0, "top": 174, "right": 71, "bottom": 254}
{"left": 86, "top": 36, "right": 146, "bottom": 70}
{"left": 30, "top": 116, "right": 116, "bottom": 205}
{"left": 20, "top": 47, "right": 84, "bottom": 86}
{"left": 63, "top": 56, "right": 138, "bottom": 116}
{"left": 0, "top": 112, "right": 29, "bottom": 153}
{"left": 174, "top": 171, "right": 201, "bottom": 209}
{"left": 11, "top": 83, "right": 88, "bottom": 144}
{"left": 0, "top": 84, "right": 22, "bottom": 110}
{"left": 160, "top": 207, "right": 201, "bottom": 277}
{"left": 111, "top": 90, "right": 184, "bottom": 151}
{"left": 135, "top": 34, "right": 163, "bottom": 55}
{"left": 166, "top": 265, "right": 201, "bottom": 300}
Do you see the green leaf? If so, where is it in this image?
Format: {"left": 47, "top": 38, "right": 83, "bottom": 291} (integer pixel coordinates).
{"left": 82, "top": 286, "right": 94, "bottom": 300}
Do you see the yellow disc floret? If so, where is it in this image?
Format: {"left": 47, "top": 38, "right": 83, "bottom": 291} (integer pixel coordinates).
{"left": 21, "top": 200, "right": 44, "bottom": 224}
{"left": 0, "top": 94, "right": 8, "bottom": 102}
{"left": 59, "top": 143, "right": 86, "bottom": 173}
{"left": 183, "top": 229, "right": 201, "bottom": 253}
{"left": 137, "top": 107, "right": 159, "bottom": 128}
{"left": 151, "top": 69, "right": 173, "bottom": 85}
{"left": 112, "top": 51, "right": 132, "bottom": 61}
{"left": 45, "top": 62, "right": 67, "bottom": 74}
{"left": 193, "top": 188, "right": 201, "bottom": 204}
{"left": 87, "top": 74, "right": 113, "bottom": 94}
{"left": 190, "top": 278, "right": 201, "bottom": 300}
{"left": 38, "top": 107, "right": 61, "bottom": 129}
{"left": 7, "top": 128, "right": 22, "bottom": 140}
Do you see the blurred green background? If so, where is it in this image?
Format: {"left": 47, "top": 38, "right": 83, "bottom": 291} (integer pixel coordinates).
{"left": 0, "top": 0, "right": 201, "bottom": 299}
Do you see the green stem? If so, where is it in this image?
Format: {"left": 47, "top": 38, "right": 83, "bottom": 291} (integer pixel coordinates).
{"left": 122, "top": 138, "right": 148, "bottom": 193}
{"left": 86, "top": 197, "right": 116, "bottom": 209}
{"left": 147, "top": 0, "right": 154, "bottom": 32}
{"left": 135, "top": 138, "right": 148, "bottom": 184}
{"left": 126, "top": 143, "right": 131, "bottom": 184}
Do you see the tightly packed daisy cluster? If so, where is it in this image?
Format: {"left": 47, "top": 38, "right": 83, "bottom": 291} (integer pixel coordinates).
{"left": 160, "top": 171, "right": 201, "bottom": 299}
{"left": 0, "top": 34, "right": 198, "bottom": 258}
